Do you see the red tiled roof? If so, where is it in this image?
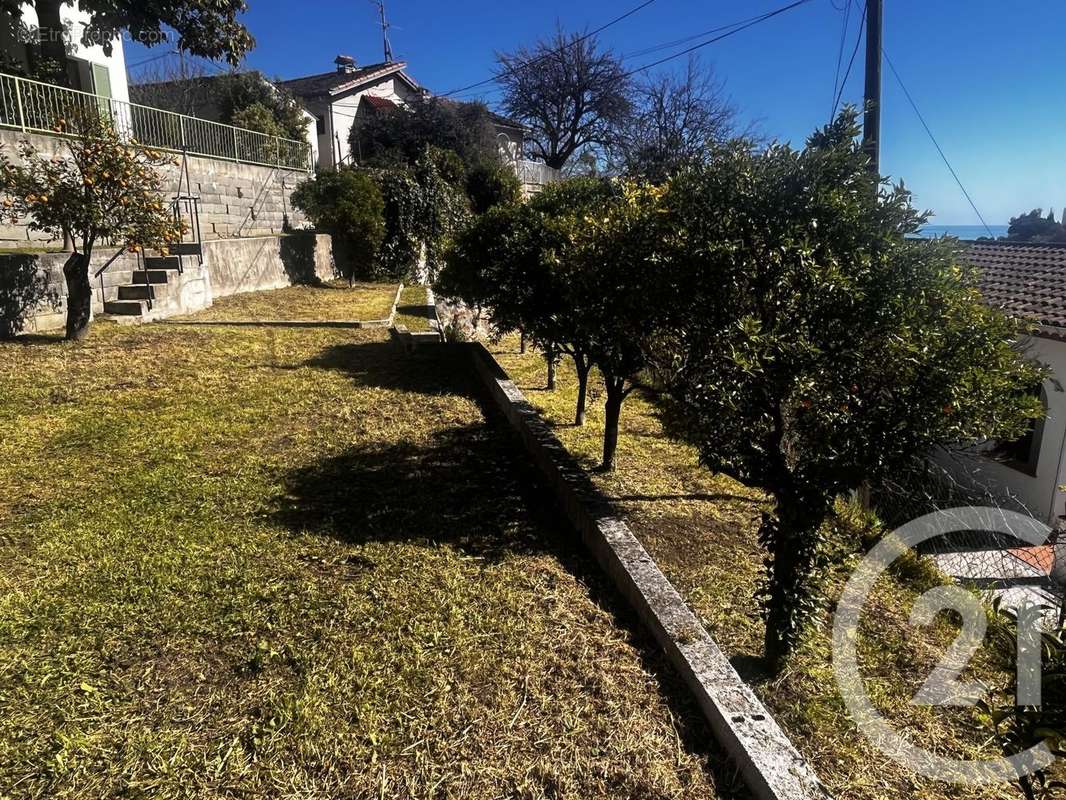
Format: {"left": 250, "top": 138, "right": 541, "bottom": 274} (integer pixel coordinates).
{"left": 362, "top": 95, "right": 397, "bottom": 110}
{"left": 969, "top": 241, "right": 1066, "bottom": 333}
{"left": 277, "top": 62, "right": 413, "bottom": 98}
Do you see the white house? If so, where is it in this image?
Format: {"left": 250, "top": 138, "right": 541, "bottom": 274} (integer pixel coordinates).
{"left": 278, "top": 55, "right": 528, "bottom": 172}
{"left": 944, "top": 241, "right": 1066, "bottom": 527}
{"left": 278, "top": 56, "right": 424, "bottom": 170}
{"left": 0, "top": 1, "right": 128, "bottom": 103}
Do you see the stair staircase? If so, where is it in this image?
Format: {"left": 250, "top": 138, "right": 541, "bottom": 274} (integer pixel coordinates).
{"left": 98, "top": 157, "right": 206, "bottom": 323}
{"left": 103, "top": 244, "right": 204, "bottom": 320}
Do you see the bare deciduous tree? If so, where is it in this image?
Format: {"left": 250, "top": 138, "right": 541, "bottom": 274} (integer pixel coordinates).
{"left": 495, "top": 29, "right": 631, "bottom": 170}
{"left": 612, "top": 56, "right": 738, "bottom": 181}
{"left": 128, "top": 58, "right": 213, "bottom": 117}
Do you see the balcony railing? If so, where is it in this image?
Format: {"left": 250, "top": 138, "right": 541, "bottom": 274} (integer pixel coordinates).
{"left": 516, "top": 159, "right": 561, "bottom": 188}
{"left": 0, "top": 72, "right": 312, "bottom": 172}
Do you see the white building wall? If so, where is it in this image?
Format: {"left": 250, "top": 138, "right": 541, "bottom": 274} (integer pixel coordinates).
{"left": 940, "top": 334, "right": 1066, "bottom": 525}
{"left": 323, "top": 75, "right": 420, "bottom": 168}
{"left": 17, "top": 2, "right": 129, "bottom": 104}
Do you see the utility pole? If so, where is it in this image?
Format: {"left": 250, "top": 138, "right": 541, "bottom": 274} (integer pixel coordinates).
{"left": 862, "top": 0, "right": 883, "bottom": 175}
{"left": 372, "top": 1, "right": 394, "bottom": 63}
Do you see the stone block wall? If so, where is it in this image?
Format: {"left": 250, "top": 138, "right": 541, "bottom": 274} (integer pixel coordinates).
{"left": 1, "top": 233, "right": 335, "bottom": 334}
{"left": 0, "top": 129, "right": 314, "bottom": 249}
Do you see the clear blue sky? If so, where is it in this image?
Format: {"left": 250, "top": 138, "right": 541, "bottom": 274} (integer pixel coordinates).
{"left": 126, "top": 0, "right": 1066, "bottom": 225}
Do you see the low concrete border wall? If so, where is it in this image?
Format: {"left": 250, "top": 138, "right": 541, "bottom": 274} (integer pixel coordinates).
{"left": 463, "top": 341, "right": 830, "bottom": 800}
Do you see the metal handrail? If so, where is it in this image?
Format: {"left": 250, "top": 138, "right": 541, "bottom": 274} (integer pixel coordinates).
{"left": 515, "top": 159, "right": 561, "bottom": 187}
{"left": 0, "top": 72, "right": 313, "bottom": 172}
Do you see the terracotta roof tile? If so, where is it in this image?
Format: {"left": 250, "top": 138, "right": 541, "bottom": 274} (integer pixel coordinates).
{"left": 277, "top": 62, "right": 408, "bottom": 98}
{"left": 969, "top": 241, "right": 1066, "bottom": 333}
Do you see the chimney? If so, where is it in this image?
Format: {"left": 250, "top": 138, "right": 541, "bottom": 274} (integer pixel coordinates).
{"left": 335, "top": 55, "right": 357, "bottom": 74}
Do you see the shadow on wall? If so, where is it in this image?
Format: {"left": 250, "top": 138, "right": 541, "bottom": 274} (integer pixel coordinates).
{"left": 279, "top": 234, "right": 325, "bottom": 285}
{"left": 0, "top": 254, "right": 59, "bottom": 338}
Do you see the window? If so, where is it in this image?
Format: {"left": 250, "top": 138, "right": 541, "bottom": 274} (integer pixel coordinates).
{"left": 992, "top": 384, "right": 1047, "bottom": 476}
{"left": 316, "top": 115, "right": 325, "bottom": 136}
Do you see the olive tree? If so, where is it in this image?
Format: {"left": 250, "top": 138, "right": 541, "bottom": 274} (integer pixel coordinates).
{"left": 0, "top": 110, "right": 184, "bottom": 340}
{"left": 653, "top": 109, "right": 1045, "bottom": 671}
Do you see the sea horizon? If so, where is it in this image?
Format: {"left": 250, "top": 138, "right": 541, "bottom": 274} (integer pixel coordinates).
{"left": 914, "top": 224, "right": 1009, "bottom": 240}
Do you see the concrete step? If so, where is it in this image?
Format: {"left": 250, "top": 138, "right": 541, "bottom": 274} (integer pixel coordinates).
{"left": 144, "top": 255, "right": 181, "bottom": 270}
{"left": 170, "top": 242, "right": 202, "bottom": 257}
{"left": 103, "top": 299, "right": 146, "bottom": 316}
{"left": 131, "top": 269, "right": 175, "bottom": 285}
{"left": 118, "top": 283, "right": 175, "bottom": 301}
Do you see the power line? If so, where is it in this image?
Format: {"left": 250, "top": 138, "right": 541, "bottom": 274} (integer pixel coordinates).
{"left": 126, "top": 50, "right": 177, "bottom": 70}
{"left": 439, "top": 0, "right": 659, "bottom": 97}
{"left": 882, "top": 48, "right": 994, "bottom": 238}
{"left": 622, "top": 10, "right": 783, "bottom": 61}
{"left": 619, "top": 0, "right": 815, "bottom": 80}
{"left": 442, "top": 14, "right": 762, "bottom": 102}
{"left": 830, "top": 0, "right": 865, "bottom": 118}
{"left": 830, "top": 0, "right": 852, "bottom": 119}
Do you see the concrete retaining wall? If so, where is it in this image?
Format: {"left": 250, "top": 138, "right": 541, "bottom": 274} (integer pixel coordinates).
{"left": 0, "top": 129, "right": 315, "bottom": 249}
{"left": 205, "top": 233, "right": 334, "bottom": 299}
{"left": 463, "top": 341, "right": 830, "bottom": 800}
{"left": 1, "top": 233, "right": 335, "bottom": 334}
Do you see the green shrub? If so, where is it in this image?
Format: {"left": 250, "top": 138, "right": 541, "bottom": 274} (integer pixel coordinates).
{"left": 291, "top": 168, "right": 385, "bottom": 283}
{"left": 465, "top": 162, "right": 522, "bottom": 214}
{"left": 351, "top": 97, "right": 499, "bottom": 173}
{"left": 372, "top": 150, "right": 470, "bottom": 281}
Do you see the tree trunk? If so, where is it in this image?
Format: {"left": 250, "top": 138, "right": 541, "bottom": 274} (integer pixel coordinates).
{"left": 519, "top": 331, "right": 526, "bottom": 353}
{"left": 574, "top": 354, "right": 591, "bottom": 426}
{"left": 761, "top": 489, "right": 831, "bottom": 674}
{"left": 545, "top": 343, "right": 556, "bottom": 391}
{"left": 35, "top": 0, "right": 70, "bottom": 85}
{"left": 601, "top": 376, "right": 625, "bottom": 472}
{"left": 63, "top": 251, "right": 92, "bottom": 341}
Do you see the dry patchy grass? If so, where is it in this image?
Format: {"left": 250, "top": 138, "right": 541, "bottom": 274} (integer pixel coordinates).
{"left": 0, "top": 297, "right": 736, "bottom": 798}
{"left": 179, "top": 279, "right": 399, "bottom": 322}
{"left": 493, "top": 337, "right": 1040, "bottom": 800}
{"left": 393, "top": 284, "right": 435, "bottom": 331}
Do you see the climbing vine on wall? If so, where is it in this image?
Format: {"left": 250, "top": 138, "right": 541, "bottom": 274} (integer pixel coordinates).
{"left": 372, "top": 148, "right": 471, "bottom": 281}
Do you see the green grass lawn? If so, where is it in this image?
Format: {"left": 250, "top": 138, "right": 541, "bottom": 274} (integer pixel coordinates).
{"left": 492, "top": 338, "right": 1034, "bottom": 800}
{"left": 178, "top": 279, "right": 399, "bottom": 322}
{"left": 0, "top": 295, "right": 732, "bottom": 798}
{"left": 392, "top": 284, "right": 435, "bottom": 331}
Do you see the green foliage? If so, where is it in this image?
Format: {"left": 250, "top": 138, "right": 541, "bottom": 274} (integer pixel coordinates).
{"left": 651, "top": 108, "right": 1046, "bottom": 669}
{"left": 217, "top": 72, "right": 307, "bottom": 141}
{"left": 291, "top": 168, "right": 385, "bottom": 283}
{"left": 438, "top": 177, "right": 659, "bottom": 452}
{"left": 1007, "top": 208, "right": 1066, "bottom": 243}
{"left": 7, "top": 0, "right": 254, "bottom": 65}
{"left": 465, "top": 162, "right": 522, "bottom": 215}
{"left": 979, "top": 599, "right": 1066, "bottom": 800}
{"left": 0, "top": 108, "right": 185, "bottom": 339}
{"left": 372, "top": 150, "right": 470, "bottom": 281}
{"left": 0, "top": 110, "right": 182, "bottom": 252}
{"left": 229, "top": 102, "right": 282, "bottom": 137}
{"left": 351, "top": 97, "right": 499, "bottom": 174}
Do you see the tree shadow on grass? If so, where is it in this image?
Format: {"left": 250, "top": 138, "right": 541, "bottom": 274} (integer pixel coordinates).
{"left": 273, "top": 406, "right": 750, "bottom": 795}
{"left": 302, "top": 340, "right": 478, "bottom": 398}
{"left": 394, "top": 304, "right": 434, "bottom": 323}
{"left": 274, "top": 423, "right": 551, "bottom": 562}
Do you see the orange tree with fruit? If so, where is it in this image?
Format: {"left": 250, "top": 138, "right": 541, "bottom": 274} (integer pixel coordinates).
{"left": 0, "top": 109, "right": 184, "bottom": 340}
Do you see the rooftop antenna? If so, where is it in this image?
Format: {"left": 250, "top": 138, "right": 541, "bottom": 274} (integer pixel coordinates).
{"left": 371, "top": 0, "right": 394, "bottom": 63}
